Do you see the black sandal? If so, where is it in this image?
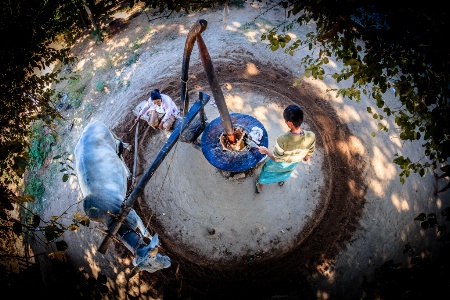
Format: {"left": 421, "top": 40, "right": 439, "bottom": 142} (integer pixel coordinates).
{"left": 278, "top": 181, "right": 285, "bottom": 187}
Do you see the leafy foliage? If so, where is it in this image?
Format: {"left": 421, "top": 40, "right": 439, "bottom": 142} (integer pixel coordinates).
{"left": 363, "top": 208, "right": 450, "bottom": 299}
{"left": 28, "top": 120, "right": 57, "bottom": 170}
{"left": 414, "top": 210, "right": 449, "bottom": 238}
{"left": 1, "top": 0, "right": 78, "bottom": 214}
{"left": 53, "top": 151, "right": 76, "bottom": 182}
{"left": 1, "top": 0, "right": 117, "bottom": 272}
{"left": 23, "top": 176, "right": 45, "bottom": 204}
{"left": 258, "top": 0, "right": 450, "bottom": 182}
{"left": 16, "top": 208, "right": 90, "bottom": 243}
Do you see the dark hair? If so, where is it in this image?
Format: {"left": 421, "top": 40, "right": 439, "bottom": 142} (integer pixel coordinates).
{"left": 283, "top": 105, "right": 304, "bottom": 128}
{"left": 150, "top": 89, "right": 161, "bottom": 100}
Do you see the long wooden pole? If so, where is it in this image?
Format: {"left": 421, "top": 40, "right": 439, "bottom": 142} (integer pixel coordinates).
{"left": 98, "top": 95, "right": 210, "bottom": 254}
{"left": 196, "top": 33, "right": 235, "bottom": 142}
{"left": 180, "top": 20, "right": 207, "bottom": 116}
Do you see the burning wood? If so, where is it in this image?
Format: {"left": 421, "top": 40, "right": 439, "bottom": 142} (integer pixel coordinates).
{"left": 220, "top": 126, "right": 247, "bottom": 151}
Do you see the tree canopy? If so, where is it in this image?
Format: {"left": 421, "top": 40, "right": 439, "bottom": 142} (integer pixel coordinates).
{"left": 0, "top": 0, "right": 133, "bottom": 213}
{"left": 1, "top": 0, "right": 77, "bottom": 213}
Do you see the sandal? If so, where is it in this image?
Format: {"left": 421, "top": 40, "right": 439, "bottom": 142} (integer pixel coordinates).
{"left": 278, "top": 181, "right": 285, "bottom": 187}
{"left": 255, "top": 181, "right": 262, "bottom": 194}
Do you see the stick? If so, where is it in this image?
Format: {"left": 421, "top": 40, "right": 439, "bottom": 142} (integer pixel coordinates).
{"left": 96, "top": 227, "right": 122, "bottom": 244}
{"left": 129, "top": 119, "right": 139, "bottom": 132}
{"left": 132, "top": 122, "right": 139, "bottom": 186}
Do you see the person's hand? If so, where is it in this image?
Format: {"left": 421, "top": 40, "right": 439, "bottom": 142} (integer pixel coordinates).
{"left": 258, "top": 146, "right": 268, "bottom": 154}
{"left": 158, "top": 122, "right": 164, "bottom": 130}
{"left": 303, "top": 154, "right": 312, "bottom": 162}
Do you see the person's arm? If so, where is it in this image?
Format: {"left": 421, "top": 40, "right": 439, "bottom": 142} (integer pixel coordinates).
{"left": 160, "top": 95, "right": 178, "bottom": 123}
{"left": 259, "top": 135, "right": 286, "bottom": 162}
{"left": 303, "top": 133, "right": 316, "bottom": 161}
{"left": 136, "top": 100, "right": 151, "bottom": 120}
{"left": 258, "top": 146, "right": 279, "bottom": 162}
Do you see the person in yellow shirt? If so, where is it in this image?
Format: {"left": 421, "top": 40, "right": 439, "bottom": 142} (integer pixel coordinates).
{"left": 256, "top": 104, "right": 316, "bottom": 193}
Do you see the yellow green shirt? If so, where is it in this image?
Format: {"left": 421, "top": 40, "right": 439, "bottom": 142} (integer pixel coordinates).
{"left": 273, "top": 130, "right": 316, "bottom": 163}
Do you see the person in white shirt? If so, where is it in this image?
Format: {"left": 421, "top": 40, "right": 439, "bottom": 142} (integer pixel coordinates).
{"left": 135, "top": 89, "right": 179, "bottom": 130}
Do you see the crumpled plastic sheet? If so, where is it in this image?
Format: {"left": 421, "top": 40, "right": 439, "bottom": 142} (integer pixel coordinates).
{"left": 249, "top": 126, "right": 263, "bottom": 144}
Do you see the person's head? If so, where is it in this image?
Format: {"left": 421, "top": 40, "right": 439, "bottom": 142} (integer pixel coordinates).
{"left": 151, "top": 89, "right": 162, "bottom": 105}
{"left": 283, "top": 105, "right": 304, "bottom": 128}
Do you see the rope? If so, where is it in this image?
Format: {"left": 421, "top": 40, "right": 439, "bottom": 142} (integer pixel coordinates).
{"left": 122, "top": 147, "right": 178, "bottom": 280}
{"left": 143, "top": 138, "right": 180, "bottom": 233}
{"left": 120, "top": 130, "right": 180, "bottom": 243}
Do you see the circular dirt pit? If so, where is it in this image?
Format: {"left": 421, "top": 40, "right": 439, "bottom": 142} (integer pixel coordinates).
{"left": 116, "top": 58, "right": 367, "bottom": 298}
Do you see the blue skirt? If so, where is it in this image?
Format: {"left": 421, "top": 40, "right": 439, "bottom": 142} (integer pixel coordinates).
{"left": 258, "top": 159, "right": 299, "bottom": 184}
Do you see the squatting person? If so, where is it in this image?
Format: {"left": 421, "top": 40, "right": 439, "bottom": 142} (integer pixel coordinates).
{"left": 135, "top": 89, "right": 179, "bottom": 131}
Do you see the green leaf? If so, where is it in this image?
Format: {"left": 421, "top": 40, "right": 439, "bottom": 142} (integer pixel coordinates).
{"left": 414, "top": 213, "right": 427, "bottom": 221}
{"left": 44, "top": 226, "right": 63, "bottom": 241}
{"left": 14, "top": 195, "right": 34, "bottom": 203}
{"left": 419, "top": 168, "right": 426, "bottom": 177}
{"left": 79, "top": 217, "right": 90, "bottom": 227}
{"left": 420, "top": 220, "right": 429, "bottom": 230}
{"left": 67, "top": 224, "right": 80, "bottom": 231}
{"left": 376, "top": 97, "right": 384, "bottom": 108}
{"left": 62, "top": 174, "right": 69, "bottom": 182}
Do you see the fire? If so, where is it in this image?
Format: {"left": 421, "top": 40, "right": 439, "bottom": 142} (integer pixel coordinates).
{"left": 220, "top": 127, "right": 247, "bottom": 151}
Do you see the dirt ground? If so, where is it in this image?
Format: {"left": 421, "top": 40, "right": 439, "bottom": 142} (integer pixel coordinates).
{"left": 32, "top": 2, "right": 450, "bottom": 300}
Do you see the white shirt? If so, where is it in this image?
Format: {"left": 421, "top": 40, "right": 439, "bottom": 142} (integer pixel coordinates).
{"left": 138, "top": 94, "right": 180, "bottom": 123}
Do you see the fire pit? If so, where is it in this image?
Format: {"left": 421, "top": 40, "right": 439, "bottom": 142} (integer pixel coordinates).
{"left": 201, "top": 113, "right": 268, "bottom": 172}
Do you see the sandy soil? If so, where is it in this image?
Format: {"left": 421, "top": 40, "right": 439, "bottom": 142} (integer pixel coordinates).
{"left": 32, "top": 3, "right": 450, "bottom": 300}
